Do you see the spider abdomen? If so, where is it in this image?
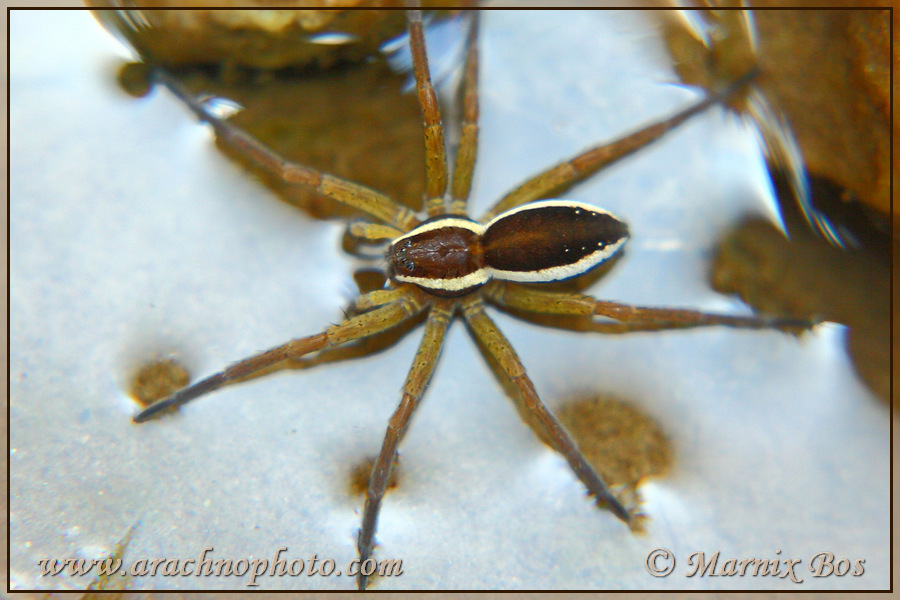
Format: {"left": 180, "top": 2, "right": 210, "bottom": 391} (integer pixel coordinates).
{"left": 484, "top": 200, "right": 629, "bottom": 283}
{"left": 388, "top": 200, "right": 628, "bottom": 297}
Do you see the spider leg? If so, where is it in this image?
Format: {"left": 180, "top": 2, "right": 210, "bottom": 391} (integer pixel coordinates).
{"left": 481, "top": 69, "right": 758, "bottom": 221}
{"left": 487, "top": 283, "right": 815, "bottom": 332}
{"left": 461, "top": 297, "right": 632, "bottom": 523}
{"left": 347, "top": 222, "right": 405, "bottom": 244}
{"left": 343, "top": 221, "right": 404, "bottom": 259}
{"left": 357, "top": 302, "right": 453, "bottom": 590}
{"left": 152, "top": 69, "right": 420, "bottom": 232}
{"left": 449, "top": 12, "right": 480, "bottom": 215}
{"left": 407, "top": 10, "right": 449, "bottom": 217}
{"left": 133, "top": 291, "right": 428, "bottom": 423}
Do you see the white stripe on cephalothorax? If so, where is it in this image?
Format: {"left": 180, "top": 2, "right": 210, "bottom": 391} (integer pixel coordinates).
{"left": 392, "top": 217, "right": 484, "bottom": 246}
{"left": 393, "top": 267, "right": 492, "bottom": 292}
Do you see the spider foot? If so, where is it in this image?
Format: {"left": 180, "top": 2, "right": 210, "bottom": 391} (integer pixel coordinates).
{"left": 588, "top": 482, "right": 645, "bottom": 530}
{"left": 355, "top": 528, "right": 382, "bottom": 590}
{"left": 764, "top": 314, "right": 823, "bottom": 335}
{"left": 602, "top": 484, "right": 648, "bottom": 534}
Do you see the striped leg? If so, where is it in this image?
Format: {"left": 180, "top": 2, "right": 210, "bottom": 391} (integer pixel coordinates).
{"left": 481, "top": 70, "right": 758, "bottom": 221}
{"left": 487, "top": 283, "right": 814, "bottom": 333}
{"left": 357, "top": 302, "right": 453, "bottom": 590}
{"left": 407, "top": 10, "right": 449, "bottom": 217}
{"left": 152, "top": 69, "right": 420, "bottom": 232}
{"left": 133, "top": 291, "right": 428, "bottom": 423}
{"left": 461, "top": 297, "right": 632, "bottom": 524}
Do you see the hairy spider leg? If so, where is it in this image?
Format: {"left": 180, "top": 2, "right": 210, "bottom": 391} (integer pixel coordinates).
{"left": 133, "top": 291, "right": 428, "bottom": 423}
{"left": 480, "top": 69, "right": 759, "bottom": 222}
{"left": 461, "top": 297, "right": 632, "bottom": 522}
{"left": 151, "top": 68, "right": 420, "bottom": 233}
{"left": 356, "top": 302, "right": 453, "bottom": 590}
{"left": 449, "top": 12, "right": 480, "bottom": 215}
{"left": 407, "top": 10, "right": 449, "bottom": 217}
{"left": 354, "top": 287, "right": 413, "bottom": 311}
{"left": 348, "top": 222, "right": 405, "bottom": 244}
{"left": 487, "top": 284, "right": 816, "bottom": 333}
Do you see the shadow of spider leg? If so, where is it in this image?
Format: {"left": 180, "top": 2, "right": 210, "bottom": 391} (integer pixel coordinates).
{"left": 133, "top": 290, "right": 428, "bottom": 423}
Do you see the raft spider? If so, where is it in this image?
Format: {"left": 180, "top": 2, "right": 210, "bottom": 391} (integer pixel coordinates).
{"left": 133, "top": 9, "right": 808, "bottom": 590}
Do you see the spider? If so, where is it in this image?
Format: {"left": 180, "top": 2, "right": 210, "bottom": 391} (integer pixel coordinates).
{"left": 133, "top": 9, "right": 807, "bottom": 590}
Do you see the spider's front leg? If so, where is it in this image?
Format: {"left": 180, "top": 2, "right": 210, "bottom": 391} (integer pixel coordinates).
{"left": 461, "top": 297, "right": 633, "bottom": 524}
{"left": 407, "top": 9, "right": 448, "bottom": 217}
{"left": 151, "top": 68, "right": 420, "bottom": 233}
{"left": 487, "top": 283, "right": 817, "bottom": 333}
{"left": 357, "top": 302, "right": 453, "bottom": 590}
{"left": 133, "top": 290, "right": 428, "bottom": 422}
{"left": 448, "top": 10, "right": 480, "bottom": 215}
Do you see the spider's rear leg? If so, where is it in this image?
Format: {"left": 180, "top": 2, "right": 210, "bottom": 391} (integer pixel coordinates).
{"left": 461, "top": 297, "right": 632, "bottom": 524}
{"left": 133, "top": 290, "right": 428, "bottom": 423}
{"left": 487, "top": 283, "right": 816, "bottom": 333}
{"left": 481, "top": 69, "right": 759, "bottom": 221}
{"left": 152, "top": 68, "right": 420, "bottom": 232}
{"left": 357, "top": 302, "right": 453, "bottom": 590}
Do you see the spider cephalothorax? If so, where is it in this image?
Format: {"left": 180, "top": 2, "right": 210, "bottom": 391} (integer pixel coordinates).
{"left": 135, "top": 9, "right": 805, "bottom": 590}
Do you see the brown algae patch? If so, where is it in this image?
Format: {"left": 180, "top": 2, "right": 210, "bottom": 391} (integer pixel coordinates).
{"left": 129, "top": 358, "right": 190, "bottom": 408}
{"left": 348, "top": 454, "right": 400, "bottom": 498}
{"left": 711, "top": 216, "right": 889, "bottom": 404}
{"left": 557, "top": 394, "right": 674, "bottom": 532}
